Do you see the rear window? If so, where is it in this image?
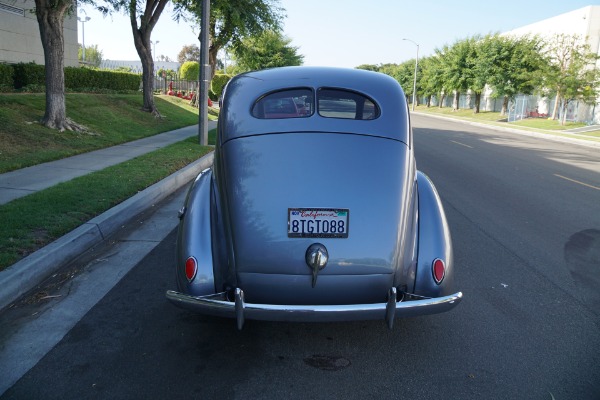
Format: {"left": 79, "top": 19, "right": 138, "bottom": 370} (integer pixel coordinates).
{"left": 252, "top": 88, "right": 380, "bottom": 120}
{"left": 318, "top": 88, "right": 379, "bottom": 120}
{"left": 252, "top": 88, "right": 313, "bottom": 119}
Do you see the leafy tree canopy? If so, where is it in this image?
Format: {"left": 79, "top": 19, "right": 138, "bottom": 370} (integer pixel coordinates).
{"left": 178, "top": 44, "right": 200, "bottom": 64}
{"left": 231, "top": 30, "right": 303, "bottom": 72}
{"left": 540, "top": 33, "right": 600, "bottom": 122}
{"left": 173, "top": 0, "right": 285, "bottom": 77}
{"left": 355, "top": 64, "right": 380, "bottom": 71}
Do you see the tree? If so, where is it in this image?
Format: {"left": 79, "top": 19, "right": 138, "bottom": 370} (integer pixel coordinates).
{"left": 355, "top": 64, "right": 380, "bottom": 72}
{"left": 541, "top": 34, "right": 600, "bottom": 124}
{"left": 78, "top": 43, "right": 103, "bottom": 67}
{"left": 466, "top": 35, "right": 490, "bottom": 113}
{"left": 178, "top": 44, "right": 200, "bottom": 63}
{"left": 485, "top": 35, "right": 545, "bottom": 115}
{"left": 380, "top": 61, "right": 416, "bottom": 103}
{"left": 174, "top": 0, "right": 284, "bottom": 79}
{"left": 419, "top": 56, "right": 445, "bottom": 107}
{"left": 157, "top": 67, "right": 177, "bottom": 79}
{"left": 437, "top": 37, "right": 476, "bottom": 111}
{"left": 105, "top": 0, "right": 169, "bottom": 116}
{"left": 34, "top": 0, "right": 87, "bottom": 131}
{"left": 231, "top": 30, "right": 303, "bottom": 72}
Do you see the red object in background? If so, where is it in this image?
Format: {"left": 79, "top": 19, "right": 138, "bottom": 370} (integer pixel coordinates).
{"left": 208, "top": 98, "right": 213, "bottom": 107}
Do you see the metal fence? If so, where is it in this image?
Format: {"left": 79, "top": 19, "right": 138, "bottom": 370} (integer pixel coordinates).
{"left": 154, "top": 74, "right": 198, "bottom": 95}
{"left": 507, "top": 95, "right": 581, "bottom": 123}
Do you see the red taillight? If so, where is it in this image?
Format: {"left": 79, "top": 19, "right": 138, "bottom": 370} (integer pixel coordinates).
{"left": 432, "top": 259, "right": 445, "bottom": 284}
{"left": 185, "top": 257, "right": 197, "bottom": 282}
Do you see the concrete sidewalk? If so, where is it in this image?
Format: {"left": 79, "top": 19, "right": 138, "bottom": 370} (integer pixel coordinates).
{"left": 0, "top": 122, "right": 217, "bottom": 310}
{"left": 0, "top": 123, "right": 216, "bottom": 205}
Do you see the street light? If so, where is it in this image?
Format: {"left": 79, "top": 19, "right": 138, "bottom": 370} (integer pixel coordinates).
{"left": 402, "top": 38, "right": 419, "bottom": 111}
{"left": 151, "top": 40, "right": 159, "bottom": 58}
{"left": 77, "top": 9, "right": 91, "bottom": 63}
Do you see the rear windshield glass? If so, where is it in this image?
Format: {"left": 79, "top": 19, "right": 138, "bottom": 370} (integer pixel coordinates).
{"left": 251, "top": 87, "right": 379, "bottom": 120}
{"left": 252, "top": 88, "right": 313, "bottom": 119}
{"left": 317, "top": 88, "right": 379, "bottom": 120}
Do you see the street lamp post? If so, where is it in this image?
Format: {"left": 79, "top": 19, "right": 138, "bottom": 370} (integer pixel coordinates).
{"left": 198, "top": 0, "right": 210, "bottom": 145}
{"left": 78, "top": 9, "right": 91, "bottom": 63}
{"left": 151, "top": 40, "right": 159, "bottom": 58}
{"left": 402, "top": 38, "right": 419, "bottom": 111}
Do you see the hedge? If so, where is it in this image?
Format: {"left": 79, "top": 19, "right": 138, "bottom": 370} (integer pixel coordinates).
{"left": 0, "top": 63, "right": 14, "bottom": 92}
{"left": 3, "top": 62, "right": 141, "bottom": 91}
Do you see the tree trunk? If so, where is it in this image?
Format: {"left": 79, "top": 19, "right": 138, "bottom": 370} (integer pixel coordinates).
{"left": 452, "top": 91, "right": 460, "bottom": 111}
{"left": 140, "top": 50, "right": 156, "bottom": 114}
{"left": 439, "top": 93, "right": 445, "bottom": 108}
{"left": 551, "top": 90, "right": 561, "bottom": 120}
{"left": 129, "top": 0, "right": 169, "bottom": 116}
{"left": 209, "top": 44, "right": 219, "bottom": 80}
{"left": 131, "top": 18, "right": 156, "bottom": 114}
{"left": 501, "top": 96, "right": 509, "bottom": 116}
{"left": 560, "top": 100, "right": 568, "bottom": 126}
{"left": 426, "top": 95, "right": 431, "bottom": 107}
{"left": 35, "top": 0, "right": 70, "bottom": 131}
{"left": 474, "top": 92, "right": 481, "bottom": 114}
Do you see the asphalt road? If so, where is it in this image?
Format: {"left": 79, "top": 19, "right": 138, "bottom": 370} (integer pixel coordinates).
{"left": 1, "top": 114, "right": 599, "bottom": 399}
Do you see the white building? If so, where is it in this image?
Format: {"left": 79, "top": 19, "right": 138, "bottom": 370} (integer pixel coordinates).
{"left": 0, "top": 0, "right": 78, "bottom": 67}
{"left": 503, "top": 5, "right": 600, "bottom": 124}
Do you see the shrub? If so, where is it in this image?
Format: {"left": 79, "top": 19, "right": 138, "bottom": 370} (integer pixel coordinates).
{"left": 210, "top": 73, "right": 232, "bottom": 100}
{"left": 65, "top": 67, "right": 140, "bottom": 91}
{"left": 179, "top": 61, "right": 200, "bottom": 81}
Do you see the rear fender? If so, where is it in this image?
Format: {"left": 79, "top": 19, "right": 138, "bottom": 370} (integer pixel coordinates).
{"left": 414, "top": 171, "right": 454, "bottom": 297}
{"left": 176, "top": 168, "right": 216, "bottom": 296}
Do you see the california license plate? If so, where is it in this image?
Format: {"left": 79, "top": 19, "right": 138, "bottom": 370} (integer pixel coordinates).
{"left": 288, "top": 208, "right": 349, "bottom": 238}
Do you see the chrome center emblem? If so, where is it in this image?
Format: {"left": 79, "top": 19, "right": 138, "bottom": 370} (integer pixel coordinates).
{"left": 305, "top": 243, "right": 328, "bottom": 288}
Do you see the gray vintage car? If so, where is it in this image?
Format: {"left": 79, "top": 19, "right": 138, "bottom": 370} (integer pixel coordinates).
{"left": 166, "top": 66, "right": 462, "bottom": 329}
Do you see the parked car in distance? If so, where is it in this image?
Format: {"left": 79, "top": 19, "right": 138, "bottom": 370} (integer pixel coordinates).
{"left": 167, "top": 66, "right": 463, "bottom": 329}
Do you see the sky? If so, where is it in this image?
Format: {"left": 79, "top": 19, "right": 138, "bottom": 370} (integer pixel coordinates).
{"left": 77, "top": 1, "right": 599, "bottom": 68}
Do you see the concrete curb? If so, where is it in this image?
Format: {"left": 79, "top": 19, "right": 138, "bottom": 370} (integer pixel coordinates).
{"left": 0, "top": 151, "right": 215, "bottom": 312}
{"left": 414, "top": 111, "right": 600, "bottom": 149}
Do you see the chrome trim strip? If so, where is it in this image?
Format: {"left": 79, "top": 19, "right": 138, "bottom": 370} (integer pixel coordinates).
{"left": 166, "top": 289, "right": 463, "bottom": 329}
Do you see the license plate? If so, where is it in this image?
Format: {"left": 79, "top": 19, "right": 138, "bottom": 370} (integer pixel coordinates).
{"left": 288, "top": 208, "right": 349, "bottom": 238}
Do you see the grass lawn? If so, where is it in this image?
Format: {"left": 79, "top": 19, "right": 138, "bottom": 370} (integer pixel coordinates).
{"left": 0, "top": 93, "right": 216, "bottom": 173}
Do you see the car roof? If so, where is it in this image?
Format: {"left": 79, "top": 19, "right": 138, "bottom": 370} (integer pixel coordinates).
{"left": 219, "top": 66, "right": 410, "bottom": 145}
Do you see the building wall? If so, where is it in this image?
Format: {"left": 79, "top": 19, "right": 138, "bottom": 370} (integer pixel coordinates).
{"left": 100, "top": 59, "right": 181, "bottom": 74}
{"left": 0, "top": 0, "right": 78, "bottom": 67}
{"left": 504, "top": 5, "right": 600, "bottom": 124}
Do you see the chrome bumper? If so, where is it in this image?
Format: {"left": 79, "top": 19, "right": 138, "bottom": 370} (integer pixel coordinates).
{"left": 166, "top": 287, "right": 463, "bottom": 330}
